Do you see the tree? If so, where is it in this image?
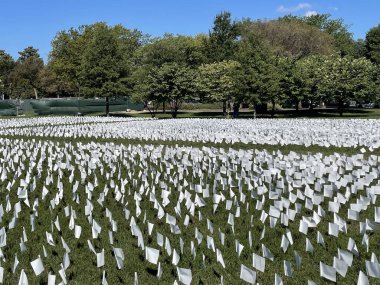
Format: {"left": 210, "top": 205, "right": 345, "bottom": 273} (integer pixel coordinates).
{"left": 238, "top": 19, "right": 335, "bottom": 58}
{"left": 295, "top": 55, "right": 326, "bottom": 109}
{"left": 280, "top": 14, "right": 355, "bottom": 56}
{"left": 197, "top": 60, "right": 242, "bottom": 118}
{"left": 8, "top": 47, "right": 44, "bottom": 99}
{"left": 39, "top": 64, "right": 75, "bottom": 98}
{"left": 136, "top": 34, "right": 206, "bottom": 68}
{"left": 49, "top": 22, "right": 145, "bottom": 100}
{"left": 365, "top": 24, "right": 380, "bottom": 64}
{"left": 235, "top": 32, "right": 286, "bottom": 117}
{"left": 0, "top": 50, "right": 15, "bottom": 98}
{"left": 134, "top": 63, "right": 196, "bottom": 118}
{"left": 321, "top": 56, "right": 374, "bottom": 116}
{"left": 132, "top": 34, "right": 206, "bottom": 113}
{"left": 204, "top": 11, "right": 239, "bottom": 62}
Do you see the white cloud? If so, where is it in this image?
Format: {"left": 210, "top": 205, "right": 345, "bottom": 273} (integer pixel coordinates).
{"left": 277, "top": 3, "right": 312, "bottom": 13}
{"left": 305, "top": 10, "right": 318, "bottom": 17}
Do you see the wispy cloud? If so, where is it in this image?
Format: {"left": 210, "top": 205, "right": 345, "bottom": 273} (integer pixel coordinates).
{"left": 305, "top": 10, "right": 318, "bottom": 17}
{"left": 277, "top": 3, "right": 312, "bottom": 13}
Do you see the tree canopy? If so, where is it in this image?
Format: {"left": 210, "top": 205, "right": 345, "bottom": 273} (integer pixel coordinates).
{"left": 0, "top": 12, "right": 379, "bottom": 117}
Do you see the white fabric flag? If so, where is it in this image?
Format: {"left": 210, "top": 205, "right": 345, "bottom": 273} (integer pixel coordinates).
{"left": 145, "top": 247, "right": 160, "bottom": 265}
{"left": 284, "top": 260, "right": 293, "bottom": 277}
{"left": 102, "top": 271, "right": 108, "bottom": 285}
{"left": 46, "top": 232, "right": 55, "bottom": 246}
{"left": 172, "top": 249, "right": 180, "bottom": 266}
{"left": 13, "top": 254, "right": 19, "bottom": 273}
{"left": 366, "top": 260, "right": 380, "bottom": 279}
{"left": 18, "top": 269, "right": 28, "bottom": 285}
{"left": 113, "top": 248, "right": 124, "bottom": 269}
{"left": 320, "top": 261, "right": 336, "bottom": 282}
{"left": 216, "top": 249, "right": 226, "bottom": 268}
{"left": 306, "top": 238, "right": 314, "bottom": 253}
{"left": 47, "top": 274, "right": 56, "bottom": 285}
{"left": 97, "top": 249, "right": 105, "bottom": 267}
{"left": 239, "top": 264, "right": 256, "bottom": 284}
{"left": 74, "top": 225, "right": 82, "bottom": 239}
{"left": 157, "top": 262, "right": 162, "bottom": 279}
{"left": 328, "top": 223, "right": 339, "bottom": 237}
{"left": 262, "top": 244, "right": 274, "bottom": 261}
{"left": 252, "top": 253, "right": 265, "bottom": 273}
{"left": 235, "top": 240, "right": 244, "bottom": 257}
{"left": 0, "top": 267, "right": 3, "bottom": 284}
{"left": 134, "top": 272, "right": 138, "bottom": 285}
{"left": 274, "top": 273, "right": 283, "bottom": 285}
{"left": 176, "top": 267, "right": 192, "bottom": 285}
{"left": 357, "top": 271, "right": 370, "bottom": 285}
{"left": 375, "top": 207, "right": 380, "bottom": 223}
{"left": 338, "top": 249, "right": 353, "bottom": 267}
{"left": 30, "top": 256, "right": 44, "bottom": 276}
{"left": 333, "top": 256, "right": 348, "bottom": 277}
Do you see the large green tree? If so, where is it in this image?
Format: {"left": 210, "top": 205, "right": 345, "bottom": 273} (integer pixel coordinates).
{"left": 197, "top": 60, "right": 242, "bottom": 117}
{"left": 238, "top": 19, "right": 335, "bottom": 58}
{"left": 365, "top": 24, "right": 380, "bottom": 64}
{"left": 49, "top": 22, "right": 144, "bottom": 101}
{"left": 321, "top": 56, "right": 375, "bottom": 116}
{"left": 295, "top": 55, "right": 326, "bottom": 109}
{"left": 8, "top": 47, "right": 44, "bottom": 99}
{"left": 132, "top": 34, "right": 206, "bottom": 112}
{"left": 138, "top": 63, "right": 196, "bottom": 118}
{"left": 204, "top": 11, "right": 239, "bottom": 62}
{"left": 0, "top": 50, "right": 15, "bottom": 98}
{"left": 280, "top": 14, "right": 355, "bottom": 56}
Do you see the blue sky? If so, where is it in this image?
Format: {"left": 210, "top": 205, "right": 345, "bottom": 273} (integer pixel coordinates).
{"left": 0, "top": 0, "right": 379, "bottom": 61}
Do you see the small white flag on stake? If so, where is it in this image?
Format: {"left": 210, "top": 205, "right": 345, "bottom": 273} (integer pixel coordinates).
{"left": 240, "top": 264, "right": 256, "bottom": 284}
{"left": 176, "top": 267, "right": 192, "bottom": 285}
{"left": 252, "top": 253, "right": 265, "bottom": 272}
{"left": 30, "top": 256, "right": 44, "bottom": 276}
{"left": 47, "top": 273, "right": 56, "bottom": 285}
{"left": 97, "top": 249, "right": 105, "bottom": 267}
{"left": 357, "top": 271, "right": 370, "bottom": 285}
{"left": 320, "top": 261, "right": 336, "bottom": 282}
{"left": 145, "top": 247, "right": 160, "bottom": 265}
{"left": 18, "top": 269, "right": 28, "bottom": 285}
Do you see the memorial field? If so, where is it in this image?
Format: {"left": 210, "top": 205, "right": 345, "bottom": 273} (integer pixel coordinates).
{"left": 0, "top": 117, "right": 379, "bottom": 284}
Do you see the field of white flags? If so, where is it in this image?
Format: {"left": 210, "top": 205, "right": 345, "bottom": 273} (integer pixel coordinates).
{"left": 1, "top": 117, "right": 380, "bottom": 151}
{"left": 0, "top": 117, "right": 379, "bottom": 284}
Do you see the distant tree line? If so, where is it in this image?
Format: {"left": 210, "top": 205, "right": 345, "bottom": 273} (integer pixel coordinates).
{"left": 1, "top": 12, "right": 380, "bottom": 117}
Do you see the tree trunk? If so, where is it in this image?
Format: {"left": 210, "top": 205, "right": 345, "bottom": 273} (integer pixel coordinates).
{"left": 295, "top": 99, "right": 299, "bottom": 111}
{"left": 33, "top": 88, "right": 38, "bottom": 99}
{"left": 233, "top": 102, "right": 240, "bottom": 118}
{"left": 271, "top": 100, "right": 275, "bottom": 118}
{"left": 338, "top": 99, "right": 344, "bottom": 117}
{"left": 163, "top": 101, "right": 166, "bottom": 114}
{"left": 106, "top": 96, "right": 110, "bottom": 117}
{"left": 309, "top": 99, "right": 314, "bottom": 110}
{"left": 222, "top": 101, "right": 227, "bottom": 118}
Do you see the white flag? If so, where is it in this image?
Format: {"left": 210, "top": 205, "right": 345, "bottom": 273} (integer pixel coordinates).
{"left": 240, "top": 264, "right": 256, "bottom": 284}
